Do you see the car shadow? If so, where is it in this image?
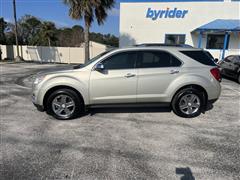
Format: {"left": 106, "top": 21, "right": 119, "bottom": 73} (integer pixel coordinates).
{"left": 88, "top": 107, "right": 172, "bottom": 116}
{"left": 222, "top": 76, "right": 238, "bottom": 84}
{"left": 176, "top": 167, "right": 195, "bottom": 180}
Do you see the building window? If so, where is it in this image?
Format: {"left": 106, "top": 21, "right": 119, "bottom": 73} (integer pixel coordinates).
{"left": 165, "top": 34, "right": 186, "bottom": 45}
{"left": 206, "top": 34, "right": 230, "bottom": 49}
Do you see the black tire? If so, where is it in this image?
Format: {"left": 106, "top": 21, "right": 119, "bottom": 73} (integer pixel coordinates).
{"left": 46, "top": 88, "right": 83, "bottom": 120}
{"left": 171, "top": 87, "right": 205, "bottom": 118}
{"left": 237, "top": 74, "right": 240, "bottom": 84}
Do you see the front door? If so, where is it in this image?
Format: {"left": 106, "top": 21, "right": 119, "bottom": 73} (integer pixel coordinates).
{"left": 89, "top": 51, "right": 138, "bottom": 104}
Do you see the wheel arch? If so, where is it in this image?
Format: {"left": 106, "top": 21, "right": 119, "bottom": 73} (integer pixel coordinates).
{"left": 171, "top": 84, "right": 208, "bottom": 106}
{"left": 43, "top": 85, "right": 85, "bottom": 110}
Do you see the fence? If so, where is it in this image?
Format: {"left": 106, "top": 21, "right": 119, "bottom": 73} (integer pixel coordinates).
{"left": 0, "top": 41, "right": 108, "bottom": 64}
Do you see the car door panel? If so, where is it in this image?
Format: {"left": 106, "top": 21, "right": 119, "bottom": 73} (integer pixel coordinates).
{"left": 90, "top": 69, "right": 137, "bottom": 104}
{"left": 137, "top": 67, "right": 181, "bottom": 102}
{"left": 89, "top": 51, "right": 138, "bottom": 104}
{"left": 136, "top": 50, "right": 182, "bottom": 103}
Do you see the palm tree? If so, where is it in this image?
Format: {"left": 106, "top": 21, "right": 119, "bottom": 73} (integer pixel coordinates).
{"left": 40, "top": 22, "right": 57, "bottom": 46}
{"left": 63, "top": 0, "right": 115, "bottom": 62}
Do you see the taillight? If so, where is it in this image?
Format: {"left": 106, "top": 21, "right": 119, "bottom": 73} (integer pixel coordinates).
{"left": 210, "top": 68, "right": 221, "bottom": 82}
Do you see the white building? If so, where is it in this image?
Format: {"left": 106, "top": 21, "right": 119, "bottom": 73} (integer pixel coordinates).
{"left": 120, "top": 0, "right": 240, "bottom": 59}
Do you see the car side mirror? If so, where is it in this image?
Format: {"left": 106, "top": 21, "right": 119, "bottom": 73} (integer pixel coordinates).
{"left": 214, "top": 58, "right": 219, "bottom": 63}
{"left": 95, "top": 63, "right": 105, "bottom": 71}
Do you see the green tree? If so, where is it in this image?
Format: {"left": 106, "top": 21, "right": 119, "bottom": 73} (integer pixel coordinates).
{"left": 89, "top": 32, "right": 118, "bottom": 47}
{"left": 18, "top": 15, "right": 42, "bottom": 45}
{"left": 39, "top": 21, "right": 57, "bottom": 46}
{"left": 0, "top": 17, "right": 7, "bottom": 44}
{"left": 63, "top": 0, "right": 115, "bottom": 62}
{"left": 72, "top": 25, "right": 84, "bottom": 46}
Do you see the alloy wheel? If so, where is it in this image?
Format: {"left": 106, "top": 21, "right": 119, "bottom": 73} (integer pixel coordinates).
{"left": 52, "top": 94, "right": 76, "bottom": 118}
{"left": 179, "top": 94, "right": 200, "bottom": 115}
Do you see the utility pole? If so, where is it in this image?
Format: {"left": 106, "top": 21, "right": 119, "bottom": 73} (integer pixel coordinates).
{"left": 13, "top": 0, "right": 21, "bottom": 61}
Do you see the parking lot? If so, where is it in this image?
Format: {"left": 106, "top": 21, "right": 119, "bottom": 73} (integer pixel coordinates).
{"left": 0, "top": 62, "right": 239, "bottom": 180}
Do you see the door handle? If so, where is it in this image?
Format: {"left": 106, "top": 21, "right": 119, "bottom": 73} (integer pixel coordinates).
{"left": 170, "top": 70, "right": 179, "bottom": 74}
{"left": 124, "top": 73, "right": 136, "bottom": 78}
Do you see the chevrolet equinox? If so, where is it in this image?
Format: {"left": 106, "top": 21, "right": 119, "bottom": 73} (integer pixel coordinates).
{"left": 32, "top": 46, "right": 221, "bottom": 119}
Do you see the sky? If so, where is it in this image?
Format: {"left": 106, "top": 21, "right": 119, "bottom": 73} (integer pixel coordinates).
{"left": 0, "top": 0, "right": 221, "bottom": 36}
{"left": 0, "top": 0, "right": 140, "bottom": 36}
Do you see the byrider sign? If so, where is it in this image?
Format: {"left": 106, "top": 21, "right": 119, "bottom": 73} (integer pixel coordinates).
{"left": 146, "top": 7, "right": 188, "bottom": 20}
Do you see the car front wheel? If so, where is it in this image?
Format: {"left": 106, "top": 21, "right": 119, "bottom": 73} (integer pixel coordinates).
{"left": 46, "top": 88, "right": 83, "bottom": 120}
{"left": 172, "top": 88, "right": 204, "bottom": 118}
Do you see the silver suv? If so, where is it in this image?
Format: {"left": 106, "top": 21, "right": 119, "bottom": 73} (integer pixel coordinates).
{"left": 32, "top": 46, "right": 221, "bottom": 119}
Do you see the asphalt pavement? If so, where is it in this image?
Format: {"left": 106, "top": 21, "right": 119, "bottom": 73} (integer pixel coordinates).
{"left": 0, "top": 62, "right": 239, "bottom": 180}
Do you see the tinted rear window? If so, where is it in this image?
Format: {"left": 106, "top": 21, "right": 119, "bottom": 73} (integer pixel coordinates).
{"left": 180, "top": 50, "right": 216, "bottom": 66}
{"left": 137, "top": 51, "right": 182, "bottom": 68}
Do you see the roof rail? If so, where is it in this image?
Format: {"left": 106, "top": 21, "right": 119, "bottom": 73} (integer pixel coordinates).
{"left": 134, "top": 43, "right": 194, "bottom": 48}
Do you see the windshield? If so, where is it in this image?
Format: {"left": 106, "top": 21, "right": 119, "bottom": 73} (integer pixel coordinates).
{"left": 80, "top": 49, "right": 114, "bottom": 68}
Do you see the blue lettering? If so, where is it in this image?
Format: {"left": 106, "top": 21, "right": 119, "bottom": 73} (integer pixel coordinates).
{"left": 168, "top": 8, "right": 177, "bottom": 18}
{"left": 146, "top": 8, "right": 154, "bottom": 18}
{"left": 146, "top": 7, "right": 188, "bottom": 20}
{"left": 159, "top": 10, "right": 165, "bottom": 18}
{"left": 182, "top": 10, "right": 188, "bottom": 18}
{"left": 152, "top": 10, "right": 161, "bottom": 20}
{"left": 165, "top": 8, "right": 169, "bottom": 18}
{"left": 176, "top": 10, "right": 182, "bottom": 18}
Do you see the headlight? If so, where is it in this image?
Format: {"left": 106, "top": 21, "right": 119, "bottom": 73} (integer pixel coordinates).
{"left": 33, "top": 75, "right": 46, "bottom": 85}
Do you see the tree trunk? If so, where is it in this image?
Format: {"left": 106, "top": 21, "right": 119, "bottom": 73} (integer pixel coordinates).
{"left": 48, "top": 37, "right": 51, "bottom": 47}
{"left": 84, "top": 22, "right": 90, "bottom": 63}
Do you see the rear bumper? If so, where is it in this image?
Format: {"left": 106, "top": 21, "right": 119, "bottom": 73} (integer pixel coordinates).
{"left": 208, "top": 98, "right": 218, "bottom": 104}
{"left": 204, "top": 98, "right": 218, "bottom": 112}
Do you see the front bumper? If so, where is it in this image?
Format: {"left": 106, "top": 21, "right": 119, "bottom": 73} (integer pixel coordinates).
{"left": 32, "top": 91, "right": 44, "bottom": 112}
{"left": 33, "top": 102, "right": 44, "bottom": 112}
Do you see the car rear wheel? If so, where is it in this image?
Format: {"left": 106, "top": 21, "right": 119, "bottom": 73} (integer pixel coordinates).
{"left": 172, "top": 88, "right": 204, "bottom": 118}
{"left": 46, "top": 88, "right": 83, "bottom": 120}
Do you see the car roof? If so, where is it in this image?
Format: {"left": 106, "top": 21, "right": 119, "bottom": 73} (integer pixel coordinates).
{"left": 115, "top": 46, "right": 200, "bottom": 52}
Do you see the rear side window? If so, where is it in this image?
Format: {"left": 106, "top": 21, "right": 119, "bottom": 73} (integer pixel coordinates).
{"left": 137, "top": 51, "right": 181, "bottom": 68}
{"left": 102, "top": 52, "right": 137, "bottom": 70}
{"left": 180, "top": 50, "right": 216, "bottom": 66}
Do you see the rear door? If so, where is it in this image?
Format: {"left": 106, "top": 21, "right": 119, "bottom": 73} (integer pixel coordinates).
{"left": 136, "top": 50, "right": 182, "bottom": 103}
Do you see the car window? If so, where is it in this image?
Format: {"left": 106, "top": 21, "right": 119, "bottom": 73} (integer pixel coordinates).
{"left": 79, "top": 49, "right": 115, "bottom": 68}
{"left": 224, "top": 56, "right": 240, "bottom": 63}
{"left": 102, "top": 52, "right": 137, "bottom": 70}
{"left": 224, "top": 57, "right": 231, "bottom": 63}
{"left": 225, "top": 56, "right": 234, "bottom": 63}
{"left": 236, "top": 56, "right": 240, "bottom": 61}
{"left": 180, "top": 50, "right": 216, "bottom": 66}
{"left": 137, "top": 51, "right": 181, "bottom": 68}
{"left": 171, "top": 55, "right": 182, "bottom": 67}
{"left": 233, "top": 56, "right": 240, "bottom": 63}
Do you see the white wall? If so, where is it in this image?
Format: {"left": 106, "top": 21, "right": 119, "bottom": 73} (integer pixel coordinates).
{"left": 0, "top": 41, "right": 108, "bottom": 63}
{"left": 120, "top": 1, "right": 240, "bottom": 58}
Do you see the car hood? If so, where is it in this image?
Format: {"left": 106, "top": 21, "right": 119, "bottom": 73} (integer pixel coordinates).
{"left": 36, "top": 66, "right": 77, "bottom": 76}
